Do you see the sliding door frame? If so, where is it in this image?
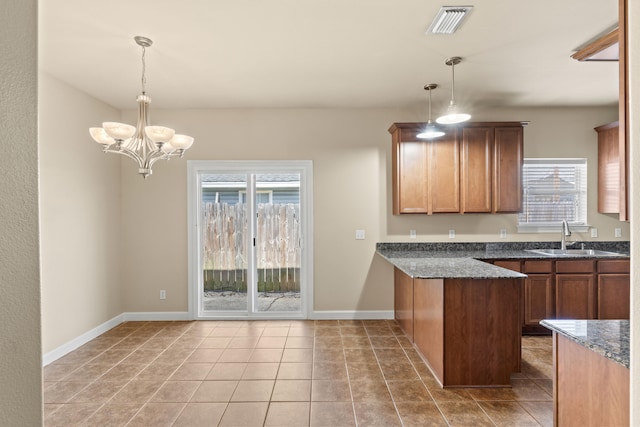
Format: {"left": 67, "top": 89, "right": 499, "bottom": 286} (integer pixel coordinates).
{"left": 187, "top": 160, "right": 314, "bottom": 319}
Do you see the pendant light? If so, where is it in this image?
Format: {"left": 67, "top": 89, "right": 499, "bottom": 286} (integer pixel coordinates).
{"left": 436, "top": 56, "right": 471, "bottom": 124}
{"left": 417, "top": 84, "right": 445, "bottom": 139}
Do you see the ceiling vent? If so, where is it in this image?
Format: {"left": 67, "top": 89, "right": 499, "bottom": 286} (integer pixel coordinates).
{"left": 427, "top": 6, "right": 473, "bottom": 34}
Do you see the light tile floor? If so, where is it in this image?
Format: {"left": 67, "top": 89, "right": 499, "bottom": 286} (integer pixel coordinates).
{"left": 44, "top": 320, "right": 553, "bottom": 426}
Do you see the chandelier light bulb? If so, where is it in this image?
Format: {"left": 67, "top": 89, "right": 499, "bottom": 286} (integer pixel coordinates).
{"left": 88, "top": 36, "right": 195, "bottom": 179}
{"left": 145, "top": 126, "right": 176, "bottom": 144}
{"left": 89, "top": 127, "right": 115, "bottom": 145}
{"left": 102, "top": 122, "right": 136, "bottom": 140}
{"left": 170, "top": 134, "right": 195, "bottom": 150}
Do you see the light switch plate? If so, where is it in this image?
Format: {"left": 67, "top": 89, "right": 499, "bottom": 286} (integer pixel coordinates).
{"left": 448, "top": 229, "right": 455, "bottom": 238}
{"left": 615, "top": 228, "right": 622, "bottom": 238}
{"left": 355, "top": 229, "right": 365, "bottom": 240}
{"left": 590, "top": 228, "right": 598, "bottom": 238}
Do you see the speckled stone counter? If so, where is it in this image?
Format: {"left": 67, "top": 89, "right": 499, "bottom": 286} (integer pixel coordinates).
{"left": 377, "top": 254, "right": 526, "bottom": 279}
{"left": 540, "top": 319, "right": 629, "bottom": 368}
{"left": 376, "top": 241, "right": 629, "bottom": 279}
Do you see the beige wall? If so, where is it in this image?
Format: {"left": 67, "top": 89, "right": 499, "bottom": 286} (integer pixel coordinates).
{"left": 0, "top": 0, "right": 42, "bottom": 424}
{"left": 118, "top": 105, "right": 627, "bottom": 314}
{"left": 39, "top": 73, "right": 124, "bottom": 353}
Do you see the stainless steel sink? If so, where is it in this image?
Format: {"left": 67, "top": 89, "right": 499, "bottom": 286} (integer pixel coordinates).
{"left": 525, "top": 248, "right": 624, "bottom": 257}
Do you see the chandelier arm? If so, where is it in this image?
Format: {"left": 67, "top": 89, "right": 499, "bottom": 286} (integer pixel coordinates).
{"left": 104, "top": 146, "right": 145, "bottom": 168}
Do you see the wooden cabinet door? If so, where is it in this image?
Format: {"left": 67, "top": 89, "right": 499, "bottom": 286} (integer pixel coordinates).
{"left": 524, "top": 274, "right": 555, "bottom": 326}
{"left": 429, "top": 132, "right": 460, "bottom": 213}
{"left": 493, "top": 127, "right": 523, "bottom": 213}
{"left": 461, "top": 127, "right": 492, "bottom": 213}
{"left": 556, "top": 274, "right": 596, "bottom": 319}
{"left": 595, "top": 122, "right": 620, "bottom": 214}
{"left": 395, "top": 141, "right": 428, "bottom": 213}
{"left": 597, "top": 274, "right": 630, "bottom": 319}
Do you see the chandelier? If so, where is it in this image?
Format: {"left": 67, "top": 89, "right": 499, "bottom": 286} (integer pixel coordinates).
{"left": 89, "top": 36, "right": 194, "bottom": 178}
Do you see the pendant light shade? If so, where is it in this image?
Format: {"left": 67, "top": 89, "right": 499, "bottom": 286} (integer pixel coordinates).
{"left": 417, "top": 84, "right": 445, "bottom": 139}
{"left": 436, "top": 56, "right": 471, "bottom": 125}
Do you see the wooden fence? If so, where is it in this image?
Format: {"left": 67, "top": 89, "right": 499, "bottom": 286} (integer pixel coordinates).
{"left": 202, "top": 202, "right": 301, "bottom": 292}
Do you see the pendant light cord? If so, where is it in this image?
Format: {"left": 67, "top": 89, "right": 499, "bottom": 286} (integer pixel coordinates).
{"left": 450, "top": 62, "right": 456, "bottom": 104}
{"left": 428, "top": 87, "right": 433, "bottom": 121}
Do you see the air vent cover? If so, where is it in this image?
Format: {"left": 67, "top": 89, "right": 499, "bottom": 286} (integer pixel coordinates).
{"left": 427, "top": 6, "right": 473, "bottom": 34}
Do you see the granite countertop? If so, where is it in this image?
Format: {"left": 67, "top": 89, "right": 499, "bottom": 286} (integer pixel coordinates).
{"left": 382, "top": 256, "right": 526, "bottom": 279}
{"left": 376, "top": 241, "right": 629, "bottom": 280}
{"left": 540, "top": 319, "right": 630, "bottom": 368}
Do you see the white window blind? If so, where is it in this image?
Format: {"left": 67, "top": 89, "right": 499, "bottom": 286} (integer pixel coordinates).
{"left": 518, "top": 158, "right": 587, "bottom": 232}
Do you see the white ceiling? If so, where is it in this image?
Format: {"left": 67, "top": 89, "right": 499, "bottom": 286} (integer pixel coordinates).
{"left": 39, "top": 0, "right": 619, "bottom": 111}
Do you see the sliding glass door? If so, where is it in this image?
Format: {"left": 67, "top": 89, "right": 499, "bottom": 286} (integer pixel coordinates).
{"left": 188, "top": 161, "right": 312, "bottom": 319}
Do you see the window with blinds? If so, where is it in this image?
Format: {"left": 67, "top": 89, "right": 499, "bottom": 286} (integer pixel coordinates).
{"left": 518, "top": 158, "right": 588, "bottom": 232}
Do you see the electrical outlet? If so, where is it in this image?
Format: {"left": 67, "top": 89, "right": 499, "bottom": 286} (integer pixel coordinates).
{"left": 355, "top": 229, "right": 365, "bottom": 240}
{"left": 615, "top": 228, "right": 622, "bottom": 238}
{"left": 448, "top": 229, "right": 455, "bottom": 239}
{"left": 409, "top": 229, "right": 417, "bottom": 239}
{"left": 160, "top": 290, "right": 166, "bottom": 300}
{"left": 590, "top": 228, "right": 598, "bottom": 238}
{"left": 500, "top": 229, "right": 507, "bottom": 239}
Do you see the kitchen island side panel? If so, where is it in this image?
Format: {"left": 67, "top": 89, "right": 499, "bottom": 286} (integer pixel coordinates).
{"left": 555, "top": 333, "right": 629, "bottom": 427}
{"left": 443, "top": 278, "right": 522, "bottom": 386}
{"left": 394, "top": 267, "right": 414, "bottom": 340}
{"left": 413, "top": 278, "right": 445, "bottom": 383}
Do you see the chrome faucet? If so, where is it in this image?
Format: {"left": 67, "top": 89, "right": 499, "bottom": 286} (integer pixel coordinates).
{"left": 560, "top": 220, "right": 571, "bottom": 250}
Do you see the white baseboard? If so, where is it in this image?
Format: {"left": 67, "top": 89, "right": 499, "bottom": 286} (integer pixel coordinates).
{"left": 42, "top": 310, "right": 393, "bottom": 366}
{"left": 42, "top": 312, "right": 190, "bottom": 366}
{"left": 310, "top": 310, "right": 394, "bottom": 320}
{"left": 123, "top": 311, "right": 191, "bottom": 321}
{"left": 42, "top": 313, "right": 125, "bottom": 366}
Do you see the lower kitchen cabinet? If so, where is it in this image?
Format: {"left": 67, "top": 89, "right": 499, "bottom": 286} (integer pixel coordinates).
{"left": 597, "top": 260, "right": 630, "bottom": 319}
{"left": 524, "top": 275, "right": 555, "bottom": 326}
{"left": 523, "top": 260, "right": 555, "bottom": 334}
{"left": 555, "top": 260, "right": 596, "bottom": 320}
{"left": 494, "top": 257, "right": 629, "bottom": 334}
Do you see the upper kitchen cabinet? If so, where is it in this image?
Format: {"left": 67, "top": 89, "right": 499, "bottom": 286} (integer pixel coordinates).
{"left": 390, "top": 122, "right": 524, "bottom": 215}
{"left": 390, "top": 123, "right": 459, "bottom": 214}
{"left": 575, "top": 0, "right": 629, "bottom": 221}
{"left": 595, "top": 121, "right": 621, "bottom": 214}
{"left": 618, "top": 0, "right": 629, "bottom": 221}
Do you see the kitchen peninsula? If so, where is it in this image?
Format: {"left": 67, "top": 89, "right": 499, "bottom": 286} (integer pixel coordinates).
{"left": 378, "top": 244, "right": 526, "bottom": 388}
{"left": 541, "top": 319, "right": 629, "bottom": 426}
{"left": 376, "top": 241, "right": 630, "bottom": 389}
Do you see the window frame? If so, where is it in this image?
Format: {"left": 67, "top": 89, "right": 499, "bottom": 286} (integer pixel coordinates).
{"left": 517, "top": 158, "right": 589, "bottom": 233}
